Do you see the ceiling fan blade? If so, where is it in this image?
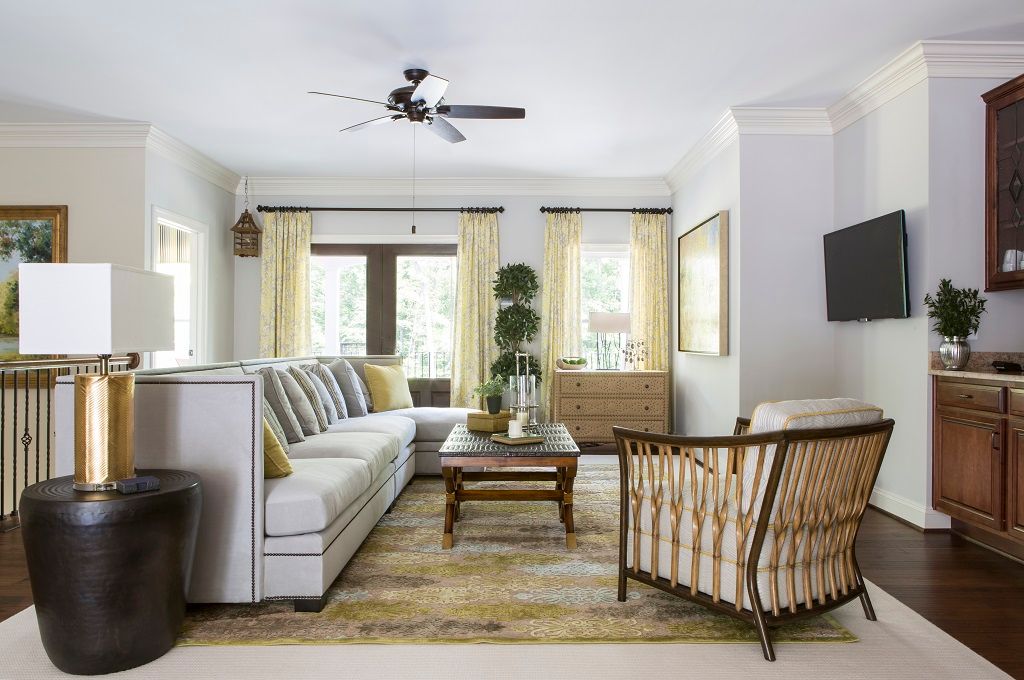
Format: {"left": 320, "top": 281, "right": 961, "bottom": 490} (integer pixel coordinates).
{"left": 425, "top": 116, "right": 466, "bottom": 143}
{"left": 436, "top": 105, "right": 526, "bottom": 119}
{"left": 340, "top": 115, "right": 401, "bottom": 133}
{"left": 309, "top": 91, "right": 391, "bottom": 107}
{"left": 411, "top": 74, "right": 449, "bottom": 108}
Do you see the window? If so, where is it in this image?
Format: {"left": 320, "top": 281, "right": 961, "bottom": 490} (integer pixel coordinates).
{"left": 310, "top": 244, "right": 457, "bottom": 379}
{"left": 152, "top": 217, "right": 205, "bottom": 369}
{"left": 580, "top": 243, "right": 630, "bottom": 369}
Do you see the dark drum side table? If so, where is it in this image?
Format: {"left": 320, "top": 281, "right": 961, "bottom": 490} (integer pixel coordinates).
{"left": 19, "top": 469, "right": 202, "bottom": 675}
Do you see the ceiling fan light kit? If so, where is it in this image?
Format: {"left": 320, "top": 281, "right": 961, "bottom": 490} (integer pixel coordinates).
{"left": 310, "top": 68, "right": 526, "bottom": 143}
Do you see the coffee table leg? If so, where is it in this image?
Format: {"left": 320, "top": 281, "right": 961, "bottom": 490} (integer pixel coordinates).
{"left": 563, "top": 462, "right": 577, "bottom": 549}
{"left": 442, "top": 466, "right": 456, "bottom": 549}
{"left": 454, "top": 467, "right": 463, "bottom": 522}
{"left": 556, "top": 468, "right": 565, "bottom": 522}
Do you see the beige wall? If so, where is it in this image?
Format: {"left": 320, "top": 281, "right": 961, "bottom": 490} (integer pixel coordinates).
{"left": 0, "top": 147, "right": 146, "bottom": 266}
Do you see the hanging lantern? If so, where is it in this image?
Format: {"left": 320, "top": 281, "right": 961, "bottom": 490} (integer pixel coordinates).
{"left": 231, "top": 177, "right": 262, "bottom": 257}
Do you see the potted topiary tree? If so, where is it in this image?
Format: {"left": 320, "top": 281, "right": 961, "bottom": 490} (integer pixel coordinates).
{"left": 923, "top": 278, "right": 987, "bottom": 370}
{"left": 490, "top": 263, "right": 542, "bottom": 382}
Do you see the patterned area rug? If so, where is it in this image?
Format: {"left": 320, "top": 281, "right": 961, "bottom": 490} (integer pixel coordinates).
{"left": 180, "top": 466, "right": 855, "bottom": 646}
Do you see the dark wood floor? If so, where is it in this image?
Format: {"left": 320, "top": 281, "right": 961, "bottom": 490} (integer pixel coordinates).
{"left": 1, "top": 509, "right": 1023, "bottom": 677}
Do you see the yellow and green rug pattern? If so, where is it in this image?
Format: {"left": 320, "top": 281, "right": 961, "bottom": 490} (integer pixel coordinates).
{"left": 180, "top": 466, "right": 855, "bottom": 646}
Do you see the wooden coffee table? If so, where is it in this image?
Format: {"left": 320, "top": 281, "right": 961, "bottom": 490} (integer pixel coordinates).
{"left": 437, "top": 423, "right": 581, "bottom": 549}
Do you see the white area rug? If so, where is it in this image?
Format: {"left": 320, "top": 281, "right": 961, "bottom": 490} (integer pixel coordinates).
{"left": 0, "top": 579, "right": 1007, "bottom": 679}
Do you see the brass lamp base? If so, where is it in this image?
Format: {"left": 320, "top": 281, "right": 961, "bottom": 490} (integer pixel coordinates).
{"left": 74, "top": 371, "right": 135, "bottom": 491}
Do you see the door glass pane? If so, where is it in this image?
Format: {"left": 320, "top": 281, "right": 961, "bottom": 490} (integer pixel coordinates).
{"left": 310, "top": 255, "right": 367, "bottom": 356}
{"left": 581, "top": 246, "right": 630, "bottom": 369}
{"left": 395, "top": 255, "right": 456, "bottom": 378}
{"left": 153, "top": 223, "right": 194, "bottom": 368}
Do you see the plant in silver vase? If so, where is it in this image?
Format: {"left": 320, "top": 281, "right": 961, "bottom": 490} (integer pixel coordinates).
{"left": 923, "top": 279, "right": 987, "bottom": 370}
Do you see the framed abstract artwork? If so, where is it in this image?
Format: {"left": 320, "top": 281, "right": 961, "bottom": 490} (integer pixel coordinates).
{"left": 0, "top": 206, "right": 67, "bottom": 360}
{"left": 677, "top": 211, "right": 728, "bottom": 355}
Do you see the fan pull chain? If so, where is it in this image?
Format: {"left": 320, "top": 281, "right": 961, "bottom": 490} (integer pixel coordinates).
{"left": 411, "top": 124, "right": 417, "bottom": 235}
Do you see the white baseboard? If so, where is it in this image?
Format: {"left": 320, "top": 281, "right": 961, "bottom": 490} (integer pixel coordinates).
{"left": 869, "top": 487, "right": 951, "bottom": 530}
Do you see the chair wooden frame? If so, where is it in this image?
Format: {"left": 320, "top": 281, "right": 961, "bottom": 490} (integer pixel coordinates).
{"left": 614, "top": 417, "right": 894, "bottom": 661}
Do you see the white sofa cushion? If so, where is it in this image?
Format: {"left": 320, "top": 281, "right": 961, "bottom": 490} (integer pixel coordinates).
{"left": 264, "top": 458, "right": 371, "bottom": 537}
{"left": 383, "top": 407, "right": 472, "bottom": 442}
{"left": 327, "top": 414, "right": 416, "bottom": 448}
{"left": 287, "top": 432, "right": 400, "bottom": 479}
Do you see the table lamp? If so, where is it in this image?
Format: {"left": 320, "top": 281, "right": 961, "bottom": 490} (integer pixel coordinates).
{"left": 19, "top": 264, "right": 174, "bottom": 490}
{"left": 588, "top": 312, "right": 630, "bottom": 370}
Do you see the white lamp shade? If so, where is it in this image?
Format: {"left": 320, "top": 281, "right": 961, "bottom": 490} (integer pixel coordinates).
{"left": 589, "top": 312, "right": 631, "bottom": 334}
{"left": 19, "top": 263, "right": 174, "bottom": 355}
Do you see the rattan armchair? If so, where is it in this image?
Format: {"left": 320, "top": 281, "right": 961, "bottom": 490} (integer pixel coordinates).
{"left": 613, "top": 402, "right": 894, "bottom": 661}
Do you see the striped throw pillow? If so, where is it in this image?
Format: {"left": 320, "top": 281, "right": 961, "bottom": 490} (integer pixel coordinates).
{"left": 288, "top": 366, "right": 329, "bottom": 432}
{"left": 257, "top": 367, "right": 304, "bottom": 444}
{"left": 304, "top": 362, "right": 347, "bottom": 419}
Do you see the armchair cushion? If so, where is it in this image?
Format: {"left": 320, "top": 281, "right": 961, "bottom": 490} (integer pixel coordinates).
{"left": 750, "top": 398, "right": 882, "bottom": 433}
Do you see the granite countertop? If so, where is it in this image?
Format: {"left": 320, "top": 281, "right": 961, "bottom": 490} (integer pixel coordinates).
{"left": 928, "top": 351, "right": 1024, "bottom": 383}
{"left": 929, "top": 368, "right": 1024, "bottom": 384}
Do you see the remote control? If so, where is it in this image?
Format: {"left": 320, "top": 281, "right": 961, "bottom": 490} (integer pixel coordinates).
{"left": 115, "top": 476, "right": 161, "bottom": 494}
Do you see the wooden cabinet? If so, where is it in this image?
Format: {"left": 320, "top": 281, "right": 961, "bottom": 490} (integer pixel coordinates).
{"left": 934, "top": 406, "right": 1004, "bottom": 529}
{"left": 1009, "top": 420, "right": 1024, "bottom": 541}
{"left": 932, "top": 375, "right": 1024, "bottom": 559}
{"left": 551, "top": 369, "right": 670, "bottom": 444}
{"left": 983, "top": 73, "right": 1024, "bottom": 291}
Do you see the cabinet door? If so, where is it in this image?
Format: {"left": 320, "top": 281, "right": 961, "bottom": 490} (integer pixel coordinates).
{"left": 1009, "top": 419, "right": 1024, "bottom": 541}
{"left": 934, "top": 407, "right": 1004, "bottom": 530}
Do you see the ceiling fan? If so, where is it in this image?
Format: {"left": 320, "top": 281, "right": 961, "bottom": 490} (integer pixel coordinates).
{"left": 309, "top": 68, "right": 525, "bottom": 143}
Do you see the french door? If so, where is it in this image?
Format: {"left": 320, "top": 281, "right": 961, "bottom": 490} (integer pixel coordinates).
{"left": 152, "top": 215, "right": 206, "bottom": 369}
{"left": 310, "top": 243, "right": 457, "bottom": 380}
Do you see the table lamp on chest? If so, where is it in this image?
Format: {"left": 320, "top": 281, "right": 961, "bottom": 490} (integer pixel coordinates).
{"left": 19, "top": 264, "right": 174, "bottom": 491}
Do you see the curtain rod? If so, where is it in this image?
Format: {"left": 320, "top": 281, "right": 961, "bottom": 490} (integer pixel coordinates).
{"left": 256, "top": 205, "right": 504, "bottom": 214}
{"left": 539, "top": 206, "right": 672, "bottom": 215}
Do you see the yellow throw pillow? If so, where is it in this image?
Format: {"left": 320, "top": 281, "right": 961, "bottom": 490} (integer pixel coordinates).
{"left": 363, "top": 363, "right": 414, "bottom": 412}
{"left": 263, "top": 419, "right": 293, "bottom": 479}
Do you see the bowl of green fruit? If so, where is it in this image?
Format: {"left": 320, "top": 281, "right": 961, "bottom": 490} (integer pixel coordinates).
{"left": 557, "top": 357, "right": 588, "bottom": 370}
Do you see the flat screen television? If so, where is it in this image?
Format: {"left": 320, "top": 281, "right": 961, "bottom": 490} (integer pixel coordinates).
{"left": 823, "top": 210, "right": 909, "bottom": 321}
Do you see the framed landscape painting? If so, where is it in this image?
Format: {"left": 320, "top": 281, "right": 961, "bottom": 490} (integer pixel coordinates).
{"left": 677, "top": 211, "right": 728, "bottom": 355}
{"left": 0, "top": 206, "right": 67, "bottom": 360}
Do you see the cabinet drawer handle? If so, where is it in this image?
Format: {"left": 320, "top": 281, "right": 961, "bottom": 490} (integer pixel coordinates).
{"left": 576, "top": 382, "right": 581, "bottom": 387}
{"left": 957, "top": 394, "right": 974, "bottom": 399}
{"left": 644, "top": 406, "right": 650, "bottom": 411}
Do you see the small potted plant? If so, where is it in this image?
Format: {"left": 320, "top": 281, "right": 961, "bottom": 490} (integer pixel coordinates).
{"left": 923, "top": 279, "right": 987, "bottom": 370}
{"left": 473, "top": 376, "right": 506, "bottom": 414}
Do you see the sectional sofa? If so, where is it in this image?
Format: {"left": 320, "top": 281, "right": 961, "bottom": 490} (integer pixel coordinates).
{"left": 55, "top": 355, "right": 471, "bottom": 612}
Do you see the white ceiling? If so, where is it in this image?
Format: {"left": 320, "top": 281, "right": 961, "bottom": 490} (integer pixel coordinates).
{"left": 1, "top": 0, "right": 1023, "bottom": 179}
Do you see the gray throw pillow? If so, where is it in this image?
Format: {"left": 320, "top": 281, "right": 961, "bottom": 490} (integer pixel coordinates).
{"left": 301, "top": 366, "right": 340, "bottom": 424}
{"left": 288, "top": 366, "right": 330, "bottom": 431}
{"left": 327, "top": 359, "right": 369, "bottom": 417}
{"left": 257, "top": 367, "right": 304, "bottom": 444}
{"left": 355, "top": 372, "right": 374, "bottom": 412}
{"left": 263, "top": 397, "right": 290, "bottom": 454}
{"left": 304, "top": 362, "right": 347, "bottom": 419}
{"left": 276, "top": 369, "right": 320, "bottom": 436}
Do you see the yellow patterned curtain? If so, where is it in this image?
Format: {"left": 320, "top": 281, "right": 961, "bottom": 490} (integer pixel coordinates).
{"left": 259, "top": 211, "right": 312, "bottom": 358}
{"left": 629, "top": 212, "right": 669, "bottom": 370}
{"left": 540, "top": 211, "right": 582, "bottom": 420}
{"left": 450, "top": 211, "right": 500, "bottom": 408}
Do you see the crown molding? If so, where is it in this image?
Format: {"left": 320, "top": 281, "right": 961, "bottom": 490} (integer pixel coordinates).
{"left": 829, "top": 40, "right": 1024, "bottom": 133}
{"left": 242, "top": 176, "right": 670, "bottom": 198}
{"left": 0, "top": 122, "right": 152, "bottom": 147}
{"left": 664, "top": 110, "right": 738, "bottom": 193}
{"left": 666, "top": 39, "right": 1024, "bottom": 189}
{"left": 730, "top": 107, "right": 833, "bottom": 135}
{"left": 0, "top": 122, "right": 241, "bottom": 194}
{"left": 145, "top": 127, "right": 240, "bottom": 194}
